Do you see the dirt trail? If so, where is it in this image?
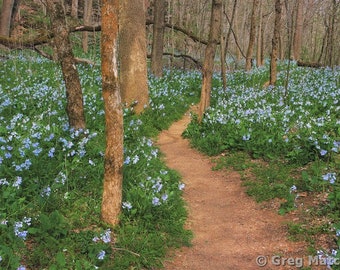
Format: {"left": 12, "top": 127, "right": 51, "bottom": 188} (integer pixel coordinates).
{"left": 156, "top": 109, "right": 308, "bottom": 270}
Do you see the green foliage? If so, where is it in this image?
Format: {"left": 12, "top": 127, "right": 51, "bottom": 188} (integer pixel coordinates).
{"left": 185, "top": 62, "right": 340, "bottom": 262}
{"left": 0, "top": 51, "right": 199, "bottom": 269}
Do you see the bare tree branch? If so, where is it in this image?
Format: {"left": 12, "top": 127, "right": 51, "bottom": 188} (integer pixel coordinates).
{"left": 147, "top": 51, "right": 202, "bottom": 68}
{"left": 146, "top": 19, "right": 209, "bottom": 45}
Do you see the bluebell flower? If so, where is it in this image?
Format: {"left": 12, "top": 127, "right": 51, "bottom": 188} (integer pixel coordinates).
{"left": 132, "top": 155, "right": 139, "bottom": 164}
{"left": 101, "top": 229, "right": 111, "bottom": 243}
{"left": 33, "top": 147, "right": 42, "bottom": 156}
{"left": 92, "top": 236, "right": 100, "bottom": 242}
{"left": 41, "top": 186, "right": 51, "bottom": 197}
{"left": 124, "top": 156, "right": 131, "bottom": 165}
{"left": 12, "top": 176, "right": 22, "bottom": 188}
{"left": 152, "top": 197, "right": 161, "bottom": 206}
{"left": 97, "top": 250, "right": 106, "bottom": 260}
{"left": 161, "top": 194, "right": 168, "bottom": 202}
{"left": 242, "top": 134, "right": 250, "bottom": 141}
{"left": 320, "top": 149, "right": 328, "bottom": 156}
{"left": 152, "top": 181, "right": 163, "bottom": 192}
{"left": 178, "top": 183, "right": 185, "bottom": 190}
{"left": 290, "top": 185, "right": 297, "bottom": 193}
{"left": 48, "top": 147, "right": 55, "bottom": 157}
{"left": 122, "top": 201, "right": 132, "bottom": 210}
{"left": 322, "top": 173, "right": 336, "bottom": 184}
{"left": 0, "top": 178, "right": 9, "bottom": 185}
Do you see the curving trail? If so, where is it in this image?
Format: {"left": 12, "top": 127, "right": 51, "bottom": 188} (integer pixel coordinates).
{"left": 156, "top": 109, "right": 307, "bottom": 270}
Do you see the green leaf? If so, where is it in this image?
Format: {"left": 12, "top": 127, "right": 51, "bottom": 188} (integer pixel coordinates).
{"left": 56, "top": 252, "right": 66, "bottom": 267}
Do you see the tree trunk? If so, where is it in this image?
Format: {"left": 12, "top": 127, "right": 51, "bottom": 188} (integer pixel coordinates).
{"left": 270, "top": 0, "right": 282, "bottom": 86}
{"left": 245, "top": 0, "right": 259, "bottom": 71}
{"left": 221, "top": 0, "right": 237, "bottom": 89}
{"left": 71, "top": 0, "right": 78, "bottom": 18}
{"left": 119, "top": 0, "right": 149, "bottom": 114}
{"left": 198, "top": 0, "right": 222, "bottom": 122}
{"left": 151, "top": 0, "right": 166, "bottom": 77}
{"left": 82, "top": 0, "right": 93, "bottom": 53}
{"left": 256, "top": 0, "right": 263, "bottom": 67}
{"left": 293, "top": 0, "right": 303, "bottom": 60}
{"left": 0, "top": 0, "right": 15, "bottom": 37}
{"left": 101, "top": 0, "right": 123, "bottom": 226}
{"left": 45, "top": 0, "right": 86, "bottom": 130}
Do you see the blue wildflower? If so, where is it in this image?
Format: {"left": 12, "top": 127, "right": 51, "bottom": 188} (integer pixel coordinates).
{"left": 320, "top": 149, "right": 328, "bottom": 156}
{"left": 97, "top": 250, "right": 106, "bottom": 260}
{"left": 122, "top": 202, "right": 132, "bottom": 210}
{"left": 152, "top": 197, "right": 161, "bottom": 206}
{"left": 322, "top": 173, "right": 336, "bottom": 184}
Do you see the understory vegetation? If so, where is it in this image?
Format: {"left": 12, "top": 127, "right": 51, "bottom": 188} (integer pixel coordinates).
{"left": 184, "top": 62, "right": 340, "bottom": 268}
{"left": 0, "top": 50, "right": 200, "bottom": 269}
{"left": 1, "top": 50, "right": 339, "bottom": 269}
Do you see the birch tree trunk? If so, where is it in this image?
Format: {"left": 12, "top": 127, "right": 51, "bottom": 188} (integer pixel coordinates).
{"left": 151, "top": 0, "right": 166, "bottom": 77}
{"left": 270, "top": 0, "right": 282, "bottom": 86}
{"left": 101, "top": 0, "right": 123, "bottom": 226}
{"left": 45, "top": 0, "right": 86, "bottom": 130}
{"left": 198, "top": 0, "right": 222, "bottom": 122}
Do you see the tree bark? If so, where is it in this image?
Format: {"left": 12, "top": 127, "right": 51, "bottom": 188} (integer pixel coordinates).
{"left": 256, "top": 0, "right": 263, "bottom": 67}
{"left": 198, "top": 0, "right": 222, "bottom": 122}
{"left": 71, "top": 0, "right": 78, "bottom": 18}
{"left": 0, "top": 0, "right": 15, "bottom": 37}
{"left": 151, "top": 0, "right": 166, "bottom": 77}
{"left": 293, "top": 0, "right": 303, "bottom": 60}
{"left": 270, "top": 0, "right": 282, "bottom": 86}
{"left": 119, "top": 0, "right": 149, "bottom": 114}
{"left": 245, "top": 0, "right": 259, "bottom": 71}
{"left": 45, "top": 0, "right": 86, "bottom": 130}
{"left": 101, "top": 0, "right": 123, "bottom": 227}
{"left": 82, "top": 0, "right": 93, "bottom": 53}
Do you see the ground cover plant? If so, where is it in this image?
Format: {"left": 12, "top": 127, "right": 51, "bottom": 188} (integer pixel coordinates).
{"left": 0, "top": 50, "right": 200, "bottom": 269}
{"left": 184, "top": 62, "right": 340, "bottom": 268}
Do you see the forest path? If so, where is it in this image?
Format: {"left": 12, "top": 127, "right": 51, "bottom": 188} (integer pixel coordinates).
{"left": 156, "top": 108, "right": 307, "bottom": 270}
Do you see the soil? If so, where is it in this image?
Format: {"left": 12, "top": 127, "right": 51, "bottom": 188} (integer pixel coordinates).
{"left": 156, "top": 108, "right": 327, "bottom": 270}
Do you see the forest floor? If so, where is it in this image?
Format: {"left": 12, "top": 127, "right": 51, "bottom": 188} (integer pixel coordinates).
{"left": 156, "top": 107, "right": 325, "bottom": 270}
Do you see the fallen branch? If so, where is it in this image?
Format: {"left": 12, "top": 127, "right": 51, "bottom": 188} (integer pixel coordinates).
{"left": 297, "top": 60, "right": 323, "bottom": 68}
{"left": 34, "top": 46, "right": 97, "bottom": 65}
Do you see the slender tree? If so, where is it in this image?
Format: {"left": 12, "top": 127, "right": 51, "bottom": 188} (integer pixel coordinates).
{"left": 270, "top": 0, "right": 282, "bottom": 86}
{"left": 71, "top": 0, "right": 78, "bottom": 18}
{"left": 101, "top": 0, "right": 123, "bottom": 226}
{"left": 256, "top": 0, "right": 263, "bottom": 66}
{"left": 198, "top": 0, "right": 222, "bottom": 122}
{"left": 45, "top": 0, "right": 86, "bottom": 130}
{"left": 245, "top": 0, "right": 259, "bottom": 71}
{"left": 293, "top": 0, "right": 303, "bottom": 60}
{"left": 151, "top": 0, "right": 166, "bottom": 77}
{"left": 119, "top": 0, "right": 149, "bottom": 114}
{"left": 82, "top": 0, "right": 93, "bottom": 53}
{"left": 0, "top": 0, "right": 15, "bottom": 37}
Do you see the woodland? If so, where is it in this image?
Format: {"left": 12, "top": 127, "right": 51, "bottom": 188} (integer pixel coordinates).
{"left": 0, "top": 0, "right": 339, "bottom": 269}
